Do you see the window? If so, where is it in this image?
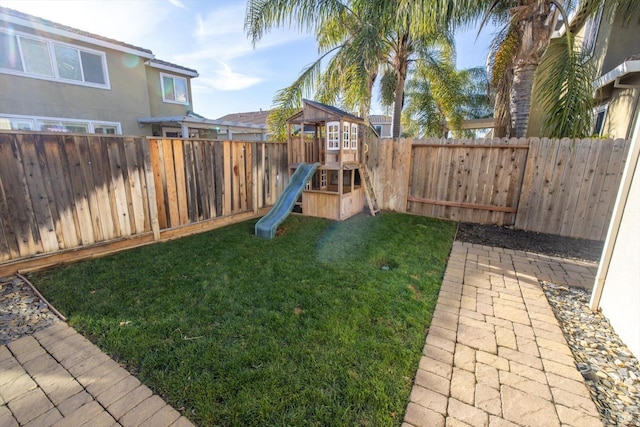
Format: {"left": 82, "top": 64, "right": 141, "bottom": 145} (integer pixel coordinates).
{"left": 0, "top": 30, "right": 109, "bottom": 88}
{"left": 0, "top": 114, "right": 121, "bottom": 134}
{"left": 21, "top": 37, "right": 53, "bottom": 76}
{"left": 374, "top": 125, "right": 382, "bottom": 136}
{"left": 350, "top": 123, "right": 358, "bottom": 149}
{"left": 320, "top": 169, "right": 327, "bottom": 188}
{"left": 94, "top": 124, "right": 118, "bottom": 134}
{"left": 0, "top": 117, "right": 35, "bottom": 130}
{"left": 343, "top": 122, "right": 350, "bottom": 148}
{"left": 593, "top": 105, "right": 608, "bottom": 136}
{"left": 582, "top": 6, "right": 603, "bottom": 57}
{"left": 161, "top": 73, "right": 188, "bottom": 104}
{"left": 327, "top": 121, "right": 340, "bottom": 150}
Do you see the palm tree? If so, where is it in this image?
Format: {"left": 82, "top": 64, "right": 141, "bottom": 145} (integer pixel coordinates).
{"left": 403, "top": 65, "right": 493, "bottom": 138}
{"left": 477, "top": 0, "right": 636, "bottom": 137}
{"left": 245, "top": 0, "right": 462, "bottom": 139}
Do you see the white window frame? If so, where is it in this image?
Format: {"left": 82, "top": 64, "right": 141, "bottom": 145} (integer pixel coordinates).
{"left": 593, "top": 104, "right": 608, "bottom": 136}
{"left": 350, "top": 123, "right": 358, "bottom": 149}
{"left": 0, "top": 29, "right": 110, "bottom": 89}
{"left": 327, "top": 121, "right": 340, "bottom": 150}
{"left": 93, "top": 123, "right": 119, "bottom": 134}
{"left": 0, "top": 113, "right": 121, "bottom": 134}
{"left": 343, "top": 122, "right": 350, "bottom": 149}
{"left": 581, "top": 5, "right": 603, "bottom": 57}
{"left": 160, "top": 73, "right": 189, "bottom": 105}
{"left": 162, "top": 127, "right": 182, "bottom": 137}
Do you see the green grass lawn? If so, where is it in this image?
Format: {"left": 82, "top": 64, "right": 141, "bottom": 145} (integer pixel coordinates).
{"left": 30, "top": 212, "right": 456, "bottom": 426}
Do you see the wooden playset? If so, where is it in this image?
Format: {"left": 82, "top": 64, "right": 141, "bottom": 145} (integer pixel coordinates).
{"left": 286, "top": 99, "right": 378, "bottom": 220}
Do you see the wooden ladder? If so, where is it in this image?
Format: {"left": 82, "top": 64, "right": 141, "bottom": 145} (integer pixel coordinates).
{"left": 360, "top": 164, "right": 380, "bottom": 216}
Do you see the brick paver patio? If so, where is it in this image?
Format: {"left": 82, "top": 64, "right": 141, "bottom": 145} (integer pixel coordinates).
{"left": 0, "top": 323, "right": 193, "bottom": 427}
{"left": 403, "top": 241, "right": 602, "bottom": 427}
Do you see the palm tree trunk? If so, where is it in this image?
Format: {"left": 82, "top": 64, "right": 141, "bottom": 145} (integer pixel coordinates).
{"left": 391, "top": 73, "right": 407, "bottom": 138}
{"left": 392, "top": 34, "right": 410, "bottom": 139}
{"left": 510, "top": 60, "right": 538, "bottom": 137}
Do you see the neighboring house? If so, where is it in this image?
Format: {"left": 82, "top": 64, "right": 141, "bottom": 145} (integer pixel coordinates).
{"left": 0, "top": 7, "right": 266, "bottom": 140}
{"left": 218, "top": 109, "right": 271, "bottom": 127}
{"left": 369, "top": 115, "right": 392, "bottom": 138}
{"left": 139, "top": 111, "right": 267, "bottom": 141}
{"left": 528, "top": 3, "right": 640, "bottom": 139}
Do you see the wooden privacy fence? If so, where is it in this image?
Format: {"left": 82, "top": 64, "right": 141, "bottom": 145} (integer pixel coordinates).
{"left": 366, "top": 137, "right": 629, "bottom": 241}
{"left": 0, "top": 132, "right": 287, "bottom": 273}
{"left": 148, "top": 138, "right": 286, "bottom": 229}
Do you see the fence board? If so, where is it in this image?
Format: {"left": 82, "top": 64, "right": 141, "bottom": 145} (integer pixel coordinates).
{"left": 149, "top": 138, "right": 167, "bottom": 230}
{"left": 183, "top": 140, "right": 196, "bottom": 221}
{"left": 163, "top": 139, "right": 180, "bottom": 228}
{"left": 140, "top": 139, "right": 160, "bottom": 241}
{"left": 558, "top": 139, "right": 591, "bottom": 236}
{"left": 68, "top": 137, "right": 97, "bottom": 245}
{"left": 590, "top": 139, "right": 629, "bottom": 240}
{"left": 17, "top": 135, "right": 58, "bottom": 252}
{"left": 83, "top": 136, "right": 110, "bottom": 241}
{"left": 571, "top": 140, "right": 603, "bottom": 238}
{"left": 4, "top": 137, "right": 42, "bottom": 256}
{"left": 473, "top": 140, "right": 495, "bottom": 224}
{"left": 223, "top": 141, "right": 232, "bottom": 215}
{"left": 0, "top": 135, "right": 29, "bottom": 258}
{"left": 37, "top": 135, "right": 67, "bottom": 249}
{"left": 106, "top": 138, "right": 131, "bottom": 236}
{"left": 213, "top": 141, "right": 224, "bottom": 217}
{"left": 124, "top": 137, "right": 147, "bottom": 234}
{"left": 198, "top": 140, "right": 210, "bottom": 221}
{"left": 172, "top": 140, "right": 188, "bottom": 226}
{"left": 202, "top": 140, "right": 214, "bottom": 219}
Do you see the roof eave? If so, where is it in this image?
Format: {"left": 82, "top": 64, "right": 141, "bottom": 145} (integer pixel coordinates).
{"left": 0, "top": 11, "right": 155, "bottom": 59}
{"left": 594, "top": 60, "right": 640, "bottom": 89}
{"left": 138, "top": 116, "right": 267, "bottom": 130}
{"left": 145, "top": 60, "right": 199, "bottom": 78}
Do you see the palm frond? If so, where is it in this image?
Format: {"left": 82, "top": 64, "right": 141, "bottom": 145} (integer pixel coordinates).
{"left": 535, "top": 38, "right": 596, "bottom": 138}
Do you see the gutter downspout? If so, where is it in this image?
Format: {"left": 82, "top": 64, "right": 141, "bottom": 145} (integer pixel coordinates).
{"left": 590, "top": 110, "right": 640, "bottom": 310}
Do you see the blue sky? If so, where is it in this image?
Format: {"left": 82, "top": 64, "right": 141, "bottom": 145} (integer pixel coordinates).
{"left": 1, "top": 0, "right": 494, "bottom": 119}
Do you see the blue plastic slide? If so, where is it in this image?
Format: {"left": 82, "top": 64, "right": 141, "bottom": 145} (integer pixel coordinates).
{"left": 255, "top": 162, "right": 320, "bottom": 239}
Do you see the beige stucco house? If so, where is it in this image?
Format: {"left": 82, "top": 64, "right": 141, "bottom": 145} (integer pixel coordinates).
{"left": 0, "top": 6, "right": 199, "bottom": 136}
{"left": 528, "top": 3, "right": 640, "bottom": 139}
{"left": 0, "top": 7, "right": 267, "bottom": 140}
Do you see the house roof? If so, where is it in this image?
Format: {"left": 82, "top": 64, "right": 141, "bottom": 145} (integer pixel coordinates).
{"left": 0, "top": 6, "right": 197, "bottom": 76}
{"left": 145, "top": 59, "right": 199, "bottom": 77}
{"left": 0, "top": 6, "right": 153, "bottom": 57}
{"left": 594, "top": 59, "right": 640, "bottom": 89}
{"left": 217, "top": 110, "right": 271, "bottom": 126}
{"left": 302, "top": 99, "right": 363, "bottom": 122}
{"left": 370, "top": 115, "right": 391, "bottom": 124}
{"left": 138, "top": 113, "right": 267, "bottom": 131}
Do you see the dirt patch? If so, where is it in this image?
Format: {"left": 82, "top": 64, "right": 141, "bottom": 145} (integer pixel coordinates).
{"left": 455, "top": 223, "right": 604, "bottom": 262}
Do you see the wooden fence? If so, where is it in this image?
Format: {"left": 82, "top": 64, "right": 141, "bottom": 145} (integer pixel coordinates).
{"left": 0, "top": 132, "right": 287, "bottom": 274}
{"left": 366, "top": 137, "right": 629, "bottom": 241}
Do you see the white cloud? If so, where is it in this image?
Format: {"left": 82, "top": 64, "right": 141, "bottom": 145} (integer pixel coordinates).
{"left": 190, "top": 4, "right": 309, "bottom": 61}
{"left": 167, "top": 0, "right": 188, "bottom": 11}
{"left": 194, "top": 4, "right": 246, "bottom": 38}
{"left": 197, "top": 61, "right": 263, "bottom": 91}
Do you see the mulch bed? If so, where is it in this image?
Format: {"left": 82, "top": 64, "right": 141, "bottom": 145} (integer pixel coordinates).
{"left": 455, "top": 222, "right": 604, "bottom": 262}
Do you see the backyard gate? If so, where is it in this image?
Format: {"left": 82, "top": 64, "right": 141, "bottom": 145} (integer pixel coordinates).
{"left": 366, "top": 137, "right": 630, "bottom": 241}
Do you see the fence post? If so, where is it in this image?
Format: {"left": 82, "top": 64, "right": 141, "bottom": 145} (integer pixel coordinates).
{"left": 252, "top": 141, "right": 258, "bottom": 214}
